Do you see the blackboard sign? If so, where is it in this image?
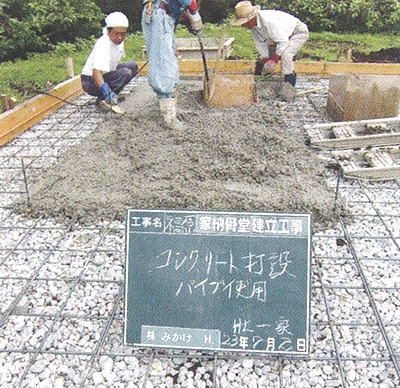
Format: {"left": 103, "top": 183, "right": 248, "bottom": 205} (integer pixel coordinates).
{"left": 124, "top": 209, "right": 311, "bottom": 355}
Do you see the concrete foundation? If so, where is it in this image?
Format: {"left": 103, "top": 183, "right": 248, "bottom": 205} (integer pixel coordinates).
{"left": 326, "top": 73, "right": 400, "bottom": 121}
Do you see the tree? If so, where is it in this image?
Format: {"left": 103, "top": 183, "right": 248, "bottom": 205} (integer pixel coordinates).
{"left": 93, "top": 0, "right": 142, "bottom": 32}
{"left": 0, "top": 0, "right": 103, "bottom": 62}
{"left": 92, "top": 0, "right": 237, "bottom": 32}
{"left": 257, "top": 0, "right": 400, "bottom": 33}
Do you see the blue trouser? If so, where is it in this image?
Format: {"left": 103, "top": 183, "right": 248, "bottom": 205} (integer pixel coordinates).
{"left": 142, "top": 2, "right": 179, "bottom": 99}
{"left": 81, "top": 61, "right": 138, "bottom": 98}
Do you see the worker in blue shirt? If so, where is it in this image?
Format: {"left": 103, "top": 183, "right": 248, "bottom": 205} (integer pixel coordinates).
{"left": 142, "top": 0, "right": 203, "bottom": 129}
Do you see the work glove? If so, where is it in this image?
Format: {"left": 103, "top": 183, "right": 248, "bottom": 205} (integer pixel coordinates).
{"left": 143, "top": 0, "right": 153, "bottom": 24}
{"left": 186, "top": 10, "right": 203, "bottom": 34}
{"left": 261, "top": 54, "right": 281, "bottom": 75}
{"left": 184, "top": 0, "right": 203, "bottom": 34}
{"left": 99, "top": 82, "right": 118, "bottom": 105}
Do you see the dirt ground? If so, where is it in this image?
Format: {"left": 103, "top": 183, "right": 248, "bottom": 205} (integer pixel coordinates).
{"left": 352, "top": 48, "right": 400, "bottom": 63}
{"left": 18, "top": 80, "right": 340, "bottom": 231}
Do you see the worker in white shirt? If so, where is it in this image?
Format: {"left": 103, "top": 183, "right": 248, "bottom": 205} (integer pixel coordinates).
{"left": 81, "top": 12, "right": 138, "bottom": 105}
{"left": 232, "top": 1, "right": 308, "bottom": 86}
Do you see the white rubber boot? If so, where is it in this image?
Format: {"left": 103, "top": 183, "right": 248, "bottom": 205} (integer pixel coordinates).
{"left": 159, "top": 98, "right": 185, "bottom": 130}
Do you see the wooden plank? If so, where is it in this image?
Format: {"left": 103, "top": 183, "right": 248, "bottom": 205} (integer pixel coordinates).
{"left": 342, "top": 165, "right": 400, "bottom": 180}
{"left": 364, "top": 151, "right": 396, "bottom": 168}
{"left": 3, "top": 60, "right": 400, "bottom": 147}
{"left": 295, "top": 62, "right": 400, "bottom": 76}
{"left": 0, "top": 75, "right": 84, "bottom": 146}
{"left": 310, "top": 132, "right": 400, "bottom": 149}
{"left": 331, "top": 126, "right": 355, "bottom": 139}
{"left": 137, "top": 60, "right": 400, "bottom": 77}
{"left": 305, "top": 117, "right": 400, "bottom": 149}
{"left": 305, "top": 117, "right": 400, "bottom": 130}
{"left": 334, "top": 148, "right": 400, "bottom": 180}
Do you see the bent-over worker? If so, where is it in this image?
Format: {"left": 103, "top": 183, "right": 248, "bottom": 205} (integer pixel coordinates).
{"left": 231, "top": 1, "right": 308, "bottom": 86}
{"left": 81, "top": 12, "right": 138, "bottom": 105}
{"left": 142, "top": 0, "right": 203, "bottom": 129}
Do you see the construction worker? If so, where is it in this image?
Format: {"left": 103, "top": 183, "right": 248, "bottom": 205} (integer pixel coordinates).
{"left": 142, "top": 0, "right": 203, "bottom": 129}
{"left": 231, "top": 1, "right": 308, "bottom": 87}
{"left": 81, "top": 12, "right": 138, "bottom": 106}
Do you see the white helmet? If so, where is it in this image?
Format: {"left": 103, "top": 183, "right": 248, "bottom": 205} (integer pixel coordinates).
{"left": 105, "top": 12, "right": 129, "bottom": 29}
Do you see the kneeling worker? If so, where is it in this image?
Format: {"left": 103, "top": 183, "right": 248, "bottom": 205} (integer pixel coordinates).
{"left": 231, "top": 1, "right": 308, "bottom": 86}
{"left": 81, "top": 12, "right": 138, "bottom": 106}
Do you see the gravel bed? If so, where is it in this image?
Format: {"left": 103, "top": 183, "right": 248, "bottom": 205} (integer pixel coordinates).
{"left": 0, "top": 76, "right": 400, "bottom": 387}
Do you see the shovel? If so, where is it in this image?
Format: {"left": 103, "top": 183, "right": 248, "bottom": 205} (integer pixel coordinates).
{"left": 100, "top": 100, "right": 125, "bottom": 115}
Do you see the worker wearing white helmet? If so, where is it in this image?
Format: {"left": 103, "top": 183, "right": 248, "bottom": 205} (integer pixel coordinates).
{"left": 232, "top": 1, "right": 308, "bottom": 87}
{"left": 81, "top": 12, "right": 138, "bottom": 105}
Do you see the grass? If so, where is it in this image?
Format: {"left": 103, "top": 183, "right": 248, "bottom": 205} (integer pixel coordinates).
{"left": 1, "top": 25, "right": 400, "bottom": 111}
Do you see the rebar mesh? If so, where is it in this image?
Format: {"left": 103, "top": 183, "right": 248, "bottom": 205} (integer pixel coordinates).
{"left": 0, "top": 77, "right": 399, "bottom": 388}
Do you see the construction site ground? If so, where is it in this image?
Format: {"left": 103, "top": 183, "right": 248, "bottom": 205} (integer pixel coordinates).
{"left": 0, "top": 75, "right": 400, "bottom": 388}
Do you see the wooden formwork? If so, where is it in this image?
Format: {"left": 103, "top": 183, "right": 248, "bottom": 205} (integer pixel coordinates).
{"left": 304, "top": 117, "right": 400, "bottom": 149}
{"left": 305, "top": 117, "right": 400, "bottom": 180}
{"left": 3, "top": 60, "right": 400, "bottom": 146}
{"left": 0, "top": 75, "right": 84, "bottom": 146}
{"left": 332, "top": 147, "right": 400, "bottom": 180}
{"left": 326, "top": 74, "right": 400, "bottom": 121}
{"left": 204, "top": 72, "right": 255, "bottom": 108}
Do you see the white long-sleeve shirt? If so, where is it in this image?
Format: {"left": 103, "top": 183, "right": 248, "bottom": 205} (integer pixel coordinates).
{"left": 252, "top": 10, "right": 299, "bottom": 57}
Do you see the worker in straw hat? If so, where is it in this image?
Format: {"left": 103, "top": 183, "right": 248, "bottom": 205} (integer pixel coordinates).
{"left": 231, "top": 1, "right": 308, "bottom": 87}
{"left": 142, "top": 0, "right": 203, "bottom": 130}
{"left": 81, "top": 12, "right": 138, "bottom": 106}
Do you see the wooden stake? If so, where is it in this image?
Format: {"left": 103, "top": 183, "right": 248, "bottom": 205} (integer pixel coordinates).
{"left": 214, "top": 24, "right": 226, "bottom": 73}
{"left": 208, "top": 25, "right": 226, "bottom": 103}
{"left": 66, "top": 57, "right": 74, "bottom": 79}
{"left": 1, "top": 94, "right": 10, "bottom": 112}
{"left": 1, "top": 94, "right": 16, "bottom": 112}
{"left": 0, "top": 75, "right": 84, "bottom": 146}
{"left": 346, "top": 48, "right": 352, "bottom": 63}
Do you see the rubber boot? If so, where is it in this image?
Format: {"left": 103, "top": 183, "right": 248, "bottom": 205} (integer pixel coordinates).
{"left": 284, "top": 72, "right": 297, "bottom": 87}
{"left": 254, "top": 58, "right": 264, "bottom": 75}
{"left": 159, "top": 98, "right": 185, "bottom": 130}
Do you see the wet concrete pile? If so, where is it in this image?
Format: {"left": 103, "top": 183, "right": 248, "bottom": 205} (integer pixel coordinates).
{"left": 19, "top": 80, "right": 340, "bottom": 230}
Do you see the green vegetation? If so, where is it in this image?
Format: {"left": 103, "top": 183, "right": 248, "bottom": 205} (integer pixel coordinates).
{"left": 0, "top": 33, "right": 144, "bottom": 108}
{"left": 300, "top": 32, "right": 400, "bottom": 62}
{"left": 259, "top": 0, "right": 400, "bottom": 34}
{"left": 1, "top": 27, "right": 400, "bottom": 111}
{"left": 0, "top": 0, "right": 103, "bottom": 62}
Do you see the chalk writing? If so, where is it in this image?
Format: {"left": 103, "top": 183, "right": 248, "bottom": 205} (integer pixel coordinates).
{"left": 175, "top": 279, "right": 267, "bottom": 302}
{"left": 126, "top": 209, "right": 311, "bottom": 355}
{"left": 148, "top": 248, "right": 296, "bottom": 303}
{"left": 150, "top": 249, "right": 295, "bottom": 279}
{"left": 221, "top": 317, "right": 299, "bottom": 352}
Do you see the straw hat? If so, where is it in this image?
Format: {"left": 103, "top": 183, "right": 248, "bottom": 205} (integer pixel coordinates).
{"left": 231, "top": 1, "right": 261, "bottom": 26}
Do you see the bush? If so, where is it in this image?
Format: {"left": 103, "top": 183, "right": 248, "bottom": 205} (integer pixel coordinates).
{"left": 93, "top": 0, "right": 142, "bottom": 32}
{"left": 0, "top": 0, "right": 103, "bottom": 62}
{"left": 257, "top": 0, "right": 400, "bottom": 34}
